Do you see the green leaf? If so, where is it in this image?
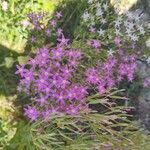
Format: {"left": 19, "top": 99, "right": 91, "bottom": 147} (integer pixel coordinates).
{"left": 4, "top": 57, "right": 14, "bottom": 68}
{"left": 58, "top": 130, "right": 73, "bottom": 141}
{"left": 17, "top": 56, "right": 29, "bottom": 65}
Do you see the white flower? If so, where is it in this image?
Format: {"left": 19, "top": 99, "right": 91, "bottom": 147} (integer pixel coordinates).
{"left": 125, "top": 28, "right": 133, "bottom": 35}
{"left": 134, "top": 14, "right": 140, "bottom": 22}
{"left": 108, "top": 35, "right": 112, "bottom": 39}
{"left": 83, "top": 11, "right": 90, "bottom": 21}
{"left": 97, "top": 28, "right": 105, "bottom": 36}
{"left": 96, "top": 2, "right": 101, "bottom": 8}
{"left": 101, "top": 18, "right": 106, "bottom": 24}
{"left": 140, "top": 29, "right": 145, "bottom": 35}
{"left": 88, "top": 0, "right": 93, "bottom": 4}
{"left": 114, "top": 7, "right": 121, "bottom": 14}
{"left": 137, "top": 25, "right": 145, "bottom": 35}
{"left": 130, "top": 34, "right": 139, "bottom": 41}
{"left": 145, "top": 39, "right": 150, "bottom": 48}
{"left": 127, "top": 33, "right": 133, "bottom": 39}
{"left": 103, "top": 3, "right": 108, "bottom": 11}
{"left": 1, "top": 1, "right": 8, "bottom": 11}
{"left": 147, "top": 23, "right": 150, "bottom": 29}
{"left": 96, "top": 7, "right": 103, "bottom": 17}
{"left": 137, "top": 25, "right": 143, "bottom": 31}
{"left": 146, "top": 57, "right": 150, "bottom": 64}
{"left": 127, "top": 22, "right": 135, "bottom": 30}
{"left": 115, "top": 29, "right": 121, "bottom": 35}
{"left": 117, "top": 16, "right": 123, "bottom": 22}
{"left": 125, "top": 11, "right": 133, "bottom": 19}
{"left": 108, "top": 49, "right": 114, "bottom": 56}
{"left": 124, "top": 20, "right": 129, "bottom": 27}
{"left": 114, "top": 20, "right": 121, "bottom": 27}
{"left": 21, "top": 20, "right": 30, "bottom": 28}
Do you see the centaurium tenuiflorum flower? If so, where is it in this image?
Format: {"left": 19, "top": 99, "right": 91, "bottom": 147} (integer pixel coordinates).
{"left": 17, "top": 44, "right": 88, "bottom": 121}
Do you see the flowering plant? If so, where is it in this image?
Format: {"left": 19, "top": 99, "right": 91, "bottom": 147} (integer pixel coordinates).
{"left": 17, "top": 43, "right": 89, "bottom": 121}
{"left": 16, "top": 20, "right": 137, "bottom": 122}
{"left": 13, "top": 0, "right": 150, "bottom": 149}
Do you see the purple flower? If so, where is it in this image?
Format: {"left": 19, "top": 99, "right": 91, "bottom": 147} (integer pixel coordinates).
{"left": 35, "top": 77, "right": 48, "bottom": 91}
{"left": 45, "top": 29, "right": 51, "bottom": 36}
{"left": 114, "top": 36, "right": 121, "bottom": 46}
{"left": 51, "top": 48, "right": 64, "bottom": 60}
{"left": 35, "top": 95, "right": 48, "bottom": 107}
{"left": 89, "top": 26, "right": 96, "bottom": 33}
{"left": 97, "top": 84, "right": 106, "bottom": 94}
{"left": 55, "top": 91, "right": 66, "bottom": 104}
{"left": 85, "top": 68, "right": 99, "bottom": 85}
{"left": 22, "top": 69, "right": 34, "bottom": 85}
{"left": 57, "top": 28, "right": 63, "bottom": 37}
{"left": 15, "top": 65, "right": 27, "bottom": 77}
{"left": 57, "top": 34, "right": 69, "bottom": 46}
{"left": 31, "top": 36, "right": 36, "bottom": 43}
{"left": 24, "top": 106, "right": 39, "bottom": 122}
{"left": 143, "top": 77, "right": 150, "bottom": 87}
{"left": 50, "top": 19, "right": 56, "bottom": 27}
{"left": 66, "top": 105, "right": 80, "bottom": 115}
{"left": 42, "top": 108, "right": 52, "bottom": 120}
{"left": 92, "top": 40, "right": 101, "bottom": 49}
{"left": 87, "top": 40, "right": 101, "bottom": 49}
{"left": 56, "top": 11, "right": 62, "bottom": 19}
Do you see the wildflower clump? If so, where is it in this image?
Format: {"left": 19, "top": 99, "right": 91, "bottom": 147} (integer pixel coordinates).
{"left": 82, "top": 0, "right": 149, "bottom": 48}
{"left": 85, "top": 48, "right": 137, "bottom": 94}
{"left": 16, "top": 37, "right": 89, "bottom": 121}
{"left": 16, "top": 7, "right": 139, "bottom": 122}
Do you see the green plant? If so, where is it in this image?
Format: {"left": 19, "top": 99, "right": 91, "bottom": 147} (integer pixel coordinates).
{"left": 6, "top": 89, "right": 149, "bottom": 150}
{"left": 0, "top": 0, "right": 58, "bottom": 53}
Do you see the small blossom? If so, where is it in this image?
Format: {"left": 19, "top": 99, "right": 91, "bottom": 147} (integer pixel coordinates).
{"left": 1, "top": 1, "right": 8, "bottom": 11}
{"left": 143, "top": 77, "right": 150, "bottom": 87}
{"left": 57, "top": 28, "right": 63, "bottom": 36}
{"left": 57, "top": 34, "right": 69, "bottom": 46}
{"left": 114, "top": 36, "right": 121, "bottom": 46}
{"left": 21, "top": 20, "right": 30, "bottom": 28}
{"left": 107, "top": 49, "right": 114, "bottom": 56}
{"left": 146, "top": 57, "right": 150, "bottom": 64}
{"left": 88, "top": 0, "right": 93, "bottom": 4}
{"left": 97, "top": 28, "right": 105, "bottom": 37}
{"left": 56, "top": 11, "right": 62, "bottom": 19}
{"left": 45, "top": 29, "right": 51, "bottom": 36}
{"left": 50, "top": 19, "right": 56, "bottom": 27}
{"left": 89, "top": 26, "right": 96, "bottom": 33}
{"left": 83, "top": 11, "right": 90, "bottom": 21}
{"left": 24, "top": 106, "right": 38, "bottom": 122}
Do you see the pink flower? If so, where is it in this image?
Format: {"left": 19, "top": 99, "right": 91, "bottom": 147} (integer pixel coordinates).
{"left": 89, "top": 26, "right": 96, "bottom": 33}
{"left": 24, "top": 106, "right": 39, "bottom": 122}
{"left": 114, "top": 36, "right": 121, "bottom": 46}
{"left": 50, "top": 19, "right": 56, "bottom": 27}
{"left": 56, "top": 11, "right": 62, "bottom": 19}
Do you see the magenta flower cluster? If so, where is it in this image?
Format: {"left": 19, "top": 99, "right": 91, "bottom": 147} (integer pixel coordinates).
{"left": 85, "top": 48, "right": 137, "bottom": 94}
{"left": 143, "top": 77, "right": 150, "bottom": 88}
{"left": 16, "top": 43, "right": 89, "bottom": 121}
{"left": 16, "top": 11, "right": 138, "bottom": 122}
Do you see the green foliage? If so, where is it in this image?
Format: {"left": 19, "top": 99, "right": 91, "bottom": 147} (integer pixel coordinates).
{"left": 5, "top": 89, "right": 150, "bottom": 150}
{"left": 0, "top": 0, "right": 58, "bottom": 53}
{"left": 5, "top": 121, "right": 36, "bottom": 150}
{"left": 0, "top": 95, "right": 17, "bottom": 148}
{"left": 0, "top": 0, "right": 150, "bottom": 149}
